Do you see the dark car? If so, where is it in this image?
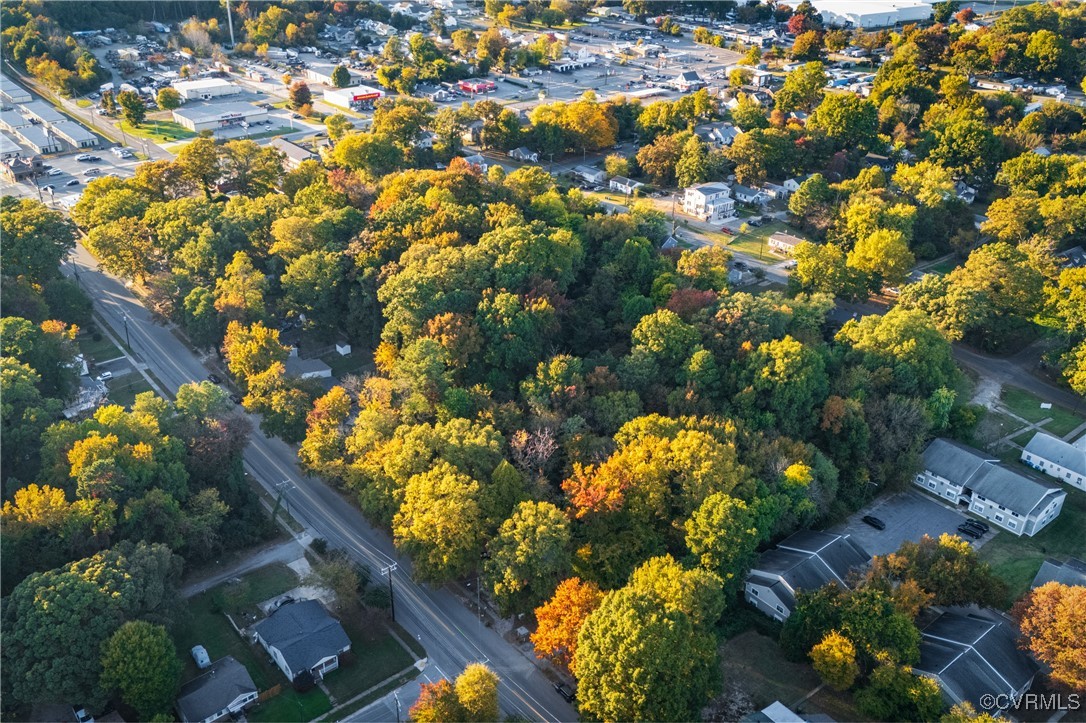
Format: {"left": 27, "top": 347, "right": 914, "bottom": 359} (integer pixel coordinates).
{"left": 207, "top": 373, "right": 223, "bottom": 384}
{"left": 961, "top": 520, "right": 987, "bottom": 535}
{"left": 229, "top": 394, "right": 242, "bottom": 405}
{"left": 861, "top": 515, "right": 886, "bottom": 530}
{"left": 956, "top": 524, "right": 982, "bottom": 540}
{"left": 65, "top": 179, "right": 80, "bottom": 186}
{"left": 963, "top": 518, "right": 990, "bottom": 533}
{"left": 554, "top": 682, "right": 576, "bottom": 703}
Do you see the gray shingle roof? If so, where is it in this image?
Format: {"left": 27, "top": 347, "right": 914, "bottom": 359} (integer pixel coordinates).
{"left": 1024, "top": 432, "right": 1086, "bottom": 477}
{"left": 253, "top": 600, "right": 350, "bottom": 677}
{"left": 749, "top": 531, "right": 870, "bottom": 609}
{"left": 177, "top": 656, "right": 257, "bottom": 723}
{"left": 923, "top": 438, "right": 993, "bottom": 483}
{"left": 915, "top": 609, "right": 1037, "bottom": 709}
{"left": 1031, "top": 557, "right": 1086, "bottom": 589}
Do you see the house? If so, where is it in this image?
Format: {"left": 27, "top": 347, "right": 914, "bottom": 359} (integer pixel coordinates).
{"left": 913, "top": 608, "right": 1037, "bottom": 712}
{"left": 740, "top": 701, "right": 806, "bottom": 723}
{"left": 915, "top": 438, "right": 1066, "bottom": 537}
{"left": 674, "top": 70, "right": 706, "bottom": 92}
{"left": 1021, "top": 432, "right": 1086, "bottom": 491}
{"left": 783, "top": 174, "right": 813, "bottom": 193}
{"left": 1031, "top": 557, "right": 1086, "bottom": 589}
{"left": 609, "top": 176, "right": 643, "bottom": 194}
{"left": 954, "top": 181, "right": 977, "bottom": 205}
{"left": 728, "top": 267, "right": 755, "bottom": 286}
{"left": 767, "top": 231, "right": 805, "bottom": 255}
{"left": 732, "top": 183, "right": 769, "bottom": 206}
{"left": 509, "top": 146, "right": 539, "bottom": 162}
{"left": 0, "top": 154, "right": 41, "bottom": 183}
{"left": 462, "top": 153, "right": 488, "bottom": 172}
{"left": 861, "top": 152, "right": 894, "bottom": 171}
{"left": 414, "top": 131, "right": 436, "bottom": 150}
{"left": 574, "top": 165, "right": 607, "bottom": 184}
{"left": 176, "top": 656, "right": 258, "bottom": 723}
{"left": 285, "top": 353, "right": 333, "bottom": 380}
{"left": 745, "top": 530, "right": 870, "bottom": 621}
{"left": 416, "top": 84, "right": 450, "bottom": 102}
{"left": 682, "top": 183, "right": 736, "bottom": 224}
{"left": 696, "top": 121, "right": 742, "bottom": 148}
{"left": 1056, "top": 245, "right": 1086, "bottom": 269}
{"left": 1032, "top": 146, "right": 1051, "bottom": 157}
{"left": 461, "top": 119, "right": 484, "bottom": 144}
{"left": 252, "top": 600, "right": 351, "bottom": 684}
{"left": 761, "top": 182, "right": 789, "bottom": 200}
{"left": 269, "top": 138, "right": 318, "bottom": 170}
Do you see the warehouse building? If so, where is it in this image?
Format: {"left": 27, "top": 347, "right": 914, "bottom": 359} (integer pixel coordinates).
{"left": 0, "top": 75, "right": 32, "bottom": 105}
{"left": 14, "top": 124, "right": 61, "bottom": 154}
{"left": 50, "top": 120, "right": 99, "bottom": 148}
{"left": 304, "top": 63, "right": 364, "bottom": 87}
{"left": 172, "top": 102, "right": 267, "bottom": 132}
{"left": 19, "top": 100, "right": 66, "bottom": 125}
{"left": 172, "top": 78, "right": 241, "bottom": 101}
{"left": 810, "top": 0, "right": 932, "bottom": 27}
{"left": 0, "top": 132, "right": 23, "bottom": 157}
{"left": 0, "top": 109, "right": 29, "bottom": 132}
{"left": 323, "top": 85, "right": 384, "bottom": 111}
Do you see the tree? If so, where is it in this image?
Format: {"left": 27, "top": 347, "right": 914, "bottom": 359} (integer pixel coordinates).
{"left": 221, "top": 320, "right": 288, "bottom": 386}
{"left": 808, "top": 93, "right": 879, "bottom": 151}
{"left": 531, "top": 577, "right": 604, "bottom": 674}
{"left": 737, "top": 335, "right": 828, "bottom": 437}
{"left": 219, "top": 139, "right": 283, "bottom": 196}
{"left": 331, "top": 64, "right": 351, "bottom": 88}
{"left": 635, "top": 133, "right": 683, "bottom": 185}
{"left": 775, "top": 61, "right": 827, "bottom": 113}
{"left": 856, "top": 663, "right": 944, "bottom": 723}
{"left": 0, "top": 198, "right": 76, "bottom": 286}
{"left": 1024, "top": 29, "right": 1069, "bottom": 80}
{"left": 325, "top": 113, "right": 354, "bottom": 143}
{"left": 455, "top": 664, "right": 500, "bottom": 722}
{"left": 604, "top": 153, "right": 630, "bottom": 178}
{"left": 1012, "top": 582, "right": 1086, "bottom": 690}
{"left": 675, "top": 135, "right": 712, "bottom": 188}
{"left": 174, "top": 137, "right": 221, "bottom": 199}
{"left": 289, "top": 80, "right": 312, "bottom": 109}
{"left": 847, "top": 229, "right": 915, "bottom": 287}
{"left": 485, "top": 501, "right": 571, "bottom": 615}
{"left": 100, "top": 621, "right": 182, "bottom": 719}
{"left": 792, "top": 30, "right": 824, "bottom": 61}
{"left": 410, "top": 679, "right": 465, "bottom": 723}
{"left": 810, "top": 630, "right": 860, "bottom": 691}
{"left": 155, "top": 87, "right": 182, "bottom": 111}
{"left": 574, "top": 586, "right": 718, "bottom": 722}
{"left": 117, "top": 89, "right": 146, "bottom": 126}
{"left": 684, "top": 493, "right": 759, "bottom": 597}
{"left": 214, "top": 252, "right": 267, "bottom": 324}
{"left": 942, "top": 703, "right": 999, "bottom": 723}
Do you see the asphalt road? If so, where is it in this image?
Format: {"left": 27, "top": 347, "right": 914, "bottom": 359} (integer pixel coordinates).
{"left": 62, "top": 244, "right": 577, "bottom": 723}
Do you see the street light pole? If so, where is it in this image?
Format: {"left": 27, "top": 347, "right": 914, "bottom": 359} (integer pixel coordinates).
{"left": 394, "top": 691, "right": 402, "bottom": 723}
{"left": 382, "top": 563, "right": 398, "bottom": 621}
{"left": 122, "top": 312, "right": 131, "bottom": 348}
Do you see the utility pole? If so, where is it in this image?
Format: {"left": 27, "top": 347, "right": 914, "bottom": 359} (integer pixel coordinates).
{"left": 382, "top": 563, "right": 398, "bottom": 621}
{"left": 225, "top": 0, "right": 236, "bottom": 47}
{"left": 394, "top": 691, "right": 402, "bottom": 723}
{"left": 122, "top": 312, "right": 131, "bottom": 349}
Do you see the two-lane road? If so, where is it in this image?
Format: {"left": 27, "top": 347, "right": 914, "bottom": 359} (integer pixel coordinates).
{"left": 64, "top": 244, "right": 577, "bottom": 723}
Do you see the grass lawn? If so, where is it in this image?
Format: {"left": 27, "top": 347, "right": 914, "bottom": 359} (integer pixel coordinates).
{"left": 75, "top": 99, "right": 92, "bottom": 108}
{"left": 323, "top": 619, "right": 414, "bottom": 701}
{"left": 929, "top": 258, "right": 961, "bottom": 275}
{"left": 1001, "top": 386, "right": 1085, "bottom": 437}
{"left": 979, "top": 491, "right": 1086, "bottom": 607}
{"left": 320, "top": 668, "right": 420, "bottom": 722}
{"left": 974, "top": 409, "right": 1028, "bottom": 446}
{"left": 172, "top": 564, "right": 331, "bottom": 721}
{"left": 725, "top": 221, "right": 797, "bottom": 263}
{"left": 1012, "top": 430, "right": 1037, "bottom": 447}
{"left": 106, "top": 374, "right": 153, "bottom": 409}
{"left": 322, "top": 352, "right": 372, "bottom": 378}
{"left": 120, "top": 119, "right": 195, "bottom": 142}
{"left": 717, "top": 631, "right": 865, "bottom": 720}
{"left": 78, "top": 333, "right": 122, "bottom": 364}
{"left": 246, "top": 126, "right": 294, "bottom": 141}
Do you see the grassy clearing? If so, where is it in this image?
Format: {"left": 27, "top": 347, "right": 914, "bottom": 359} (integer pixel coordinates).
{"left": 120, "top": 119, "right": 195, "bottom": 142}
{"left": 929, "top": 258, "right": 961, "bottom": 275}
{"left": 1001, "top": 386, "right": 1085, "bottom": 437}
{"left": 974, "top": 409, "right": 1028, "bottom": 446}
{"left": 323, "top": 620, "right": 414, "bottom": 701}
{"left": 726, "top": 220, "right": 798, "bottom": 263}
{"left": 979, "top": 491, "right": 1086, "bottom": 606}
{"left": 78, "top": 333, "right": 122, "bottom": 363}
{"left": 1012, "top": 430, "right": 1037, "bottom": 447}
{"left": 172, "top": 564, "right": 331, "bottom": 721}
{"left": 320, "top": 668, "right": 420, "bottom": 722}
{"left": 717, "top": 631, "right": 864, "bottom": 720}
{"left": 322, "top": 352, "right": 372, "bottom": 378}
{"left": 106, "top": 374, "right": 153, "bottom": 409}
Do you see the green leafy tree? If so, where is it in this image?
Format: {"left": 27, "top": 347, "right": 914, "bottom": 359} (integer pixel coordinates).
{"left": 100, "top": 621, "right": 182, "bottom": 719}
{"left": 675, "top": 135, "right": 713, "bottom": 188}
{"left": 117, "top": 89, "right": 146, "bottom": 126}
{"left": 775, "top": 61, "right": 827, "bottom": 112}
{"left": 485, "top": 501, "right": 571, "bottom": 615}
{"left": 155, "top": 87, "right": 182, "bottom": 111}
{"left": 331, "top": 64, "right": 351, "bottom": 88}
{"left": 810, "top": 630, "right": 860, "bottom": 691}
{"left": 325, "top": 113, "right": 354, "bottom": 143}
{"left": 808, "top": 93, "right": 879, "bottom": 151}
{"left": 455, "top": 663, "right": 500, "bottom": 722}
{"left": 0, "top": 198, "right": 76, "bottom": 286}
{"left": 836, "top": 308, "right": 958, "bottom": 397}
{"left": 684, "top": 493, "right": 759, "bottom": 598}
{"left": 736, "top": 335, "right": 829, "bottom": 437}
{"left": 222, "top": 320, "right": 289, "bottom": 386}
{"left": 847, "top": 228, "right": 915, "bottom": 287}
{"left": 856, "top": 663, "right": 944, "bottom": 723}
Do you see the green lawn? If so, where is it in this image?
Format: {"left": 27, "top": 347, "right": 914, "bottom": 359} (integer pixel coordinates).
{"left": 725, "top": 221, "right": 798, "bottom": 263}
{"left": 979, "top": 491, "right": 1086, "bottom": 607}
{"left": 78, "top": 333, "right": 122, "bottom": 364}
{"left": 320, "top": 669, "right": 420, "bottom": 722}
{"left": 120, "top": 119, "right": 195, "bottom": 142}
{"left": 928, "top": 258, "right": 961, "bottom": 275}
{"left": 322, "top": 619, "right": 414, "bottom": 701}
{"left": 1001, "top": 386, "right": 1085, "bottom": 437}
{"left": 974, "top": 409, "right": 1028, "bottom": 446}
{"left": 172, "top": 564, "right": 331, "bottom": 721}
{"left": 106, "top": 374, "right": 153, "bottom": 409}
{"left": 322, "top": 352, "right": 372, "bottom": 378}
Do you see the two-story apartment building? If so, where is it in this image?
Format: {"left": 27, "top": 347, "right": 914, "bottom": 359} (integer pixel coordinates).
{"left": 744, "top": 530, "right": 870, "bottom": 621}
{"left": 682, "top": 183, "right": 736, "bottom": 224}
{"left": 1021, "top": 432, "right": 1086, "bottom": 492}
{"left": 916, "top": 438, "right": 1066, "bottom": 537}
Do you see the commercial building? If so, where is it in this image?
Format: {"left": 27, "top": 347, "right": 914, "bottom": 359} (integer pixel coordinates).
{"left": 0, "top": 155, "right": 43, "bottom": 183}
{"left": 304, "top": 63, "right": 364, "bottom": 87}
{"left": 459, "top": 78, "right": 497, "bottom": 94}
{"left": 0, "top": 109, "right": 29, "bottom": 132}
{"left": 0, "top": 76, "right": 32, "bottom": 105}
{"left": 172, "top": 78, "right": 241, "bottom": 101}
{"left": 810, "top": 0, "right": 932, "bottom": 28}
{"left": 49, "top": 120, "right": 98, "bottom": 148}
{"left": 323, "top": 85, "right": 384, "bottom": 111}
{"left": 18, "top": 100, "right": 65, "bottom": 125}
{"left": 172, "top": 102, "right": 267, "bottom": 132}
{"left": 915, "top": 438, "right": 1066, "bottom": 537}
{"left": 0, "top": 132, "right": 22, "bottom": 157}
{"left": 14, "top": 124, "right": 61, "bottom": 154}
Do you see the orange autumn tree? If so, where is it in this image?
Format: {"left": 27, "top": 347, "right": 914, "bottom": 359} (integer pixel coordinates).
{"left": 1012, "top": 582, "right": 1086, "bottom": 690}
{"left": 531, "top": 577, "right": 603, "bottom": 674}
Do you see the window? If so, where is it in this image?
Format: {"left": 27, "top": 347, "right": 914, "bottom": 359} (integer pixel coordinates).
{"left": 1008, "top": 520, "right": 1017, "bottom": 529}
{"left": 928, "top": 481, "right": 937, "bottom": 489}
{"left": 775, "top": 605, "right": 785, "bottom": 613}
{"left": 995, "top": 514, "right": 1004, "bottom": 522}
{"left": 915, "top": 475, "right": 924, "bottom": 483}
{"left": 750, "top": 589, "right": 759, "bottom": 597}
{"left": 946, "top": 489, "right": 956, "bottom": 498}
{"left": 1025, "top": 454, "right": 1032, "bottom": 461}
{"left": 998, "top": 505, "right": 1005, "bottom": 511}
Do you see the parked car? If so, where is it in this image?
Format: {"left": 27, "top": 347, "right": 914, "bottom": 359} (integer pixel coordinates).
{"left": 956, "top": 524, "right": 982, "bottom": 539}
{"left": 65, "top": 179, "right": 80, "bottom": 186}
{"left": 75, "top": 154, "right": 94, "bottom": 161}
{"left": 207, "top": 373, "right": 222, "bottom": 384}
{"left": 42, "top": 184, "right": 55, "bottom": 193}
{"left": 46, "top": 168, "right": 63, "bottom": 176}
{"left": 229, "top": 394, "right": 242, "bottom": 405}
{"left": 83, "top": 168, "right": 102, "bottom": 177}
{"left": 73, "top": 707, "right": 94, "bottom": 723}
{"left": 95, "top": 371, "right": 113, "bottom": 381}
{"left": 964, "top": 519, "right": 990, "bottom": 533}
{"left": 554, "top": 682, "right": 576, "bottom": 703}
{"left": 961, "top": 519, "right": 988, "bottom": 535}
{"left": 862, "top": 515, "right": 886, "bottom": 530}
{"left": 191, "top": 645, "right": 211, "bottom": 669}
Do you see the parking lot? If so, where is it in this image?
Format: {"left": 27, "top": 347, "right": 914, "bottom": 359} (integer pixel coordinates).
{"left": 1, "top": 150, "right": 142, "bottom": 207}
{"left": 832, "top": 491, "right": 986, "bottom": 557}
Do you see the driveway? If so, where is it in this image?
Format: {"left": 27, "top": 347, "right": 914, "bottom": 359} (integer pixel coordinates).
{"left": 832, "top": 491, "right": 977, "bottom": 557}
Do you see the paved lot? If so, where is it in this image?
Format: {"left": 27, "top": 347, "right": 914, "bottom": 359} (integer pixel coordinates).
{"left": 832, "top": 491, "right": 978, "bottom": 557}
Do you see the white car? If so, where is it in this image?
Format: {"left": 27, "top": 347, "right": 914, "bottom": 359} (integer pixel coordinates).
{"left": 83, "top": 168, "right": 101, "bottom": 177}
{"left": 96, "top": 371, "right": 113, "bottom": 382}
{"left": 46, "top": 168, "right": 63, "bottom": 176}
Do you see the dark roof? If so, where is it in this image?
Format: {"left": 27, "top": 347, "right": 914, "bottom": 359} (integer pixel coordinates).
{"left": 915, "top": 609, "right": 1037, "bottom": 709}
{"left": 749, "top": 531, "right": 870, "bottom": 609}
{"left": 253, "top": 600, "right": 350, "bottom": 676}
{"left": 1031, "top": 557, "right": 1086, "bottom": 589}
{"left": 176, "top": 656, "right": 257, "bottom": 723}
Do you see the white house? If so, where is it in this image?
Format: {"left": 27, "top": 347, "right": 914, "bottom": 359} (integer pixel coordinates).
{"left": 732, "top": 183, "right": 770, "bottom": 206}
{"left": 1021, "top": 432, "right": 1086, "bottom": 492}
{"left": 176, "top": 657, "right": 258, "bottom": 723}
{"left": 696, "top": 121, "right": 742, "bottom": 148}
{"left": 609, "top": 176, "right": 643, "bottom": 194}
{"left": 682, "top": 183, "right": 735, "bottom": 224}
{"left": 916, "top": 438, "right": 1066, "bottom": 537}
{"left": 574, "top": 165, "right": 607, "bottom": 184}
{"left": 745, "top": 531, "right": 870, "bottom": 621}
{"left": 509, "top": 146, "right": 539, "bottom": 162}
{"left": 674, "top": 70, "right": 706, "bottom": 92}
{"left": 783, "top": 174, "right": 814, "bottom": 193}
{"left": 954, "top": 181, "right": 977, "bottom": 205}
{"left": 252, "top": 600, "right": 351, "bottom": 683}
{"left": 768, "top": 231, "right": 805, "bottom": 255}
